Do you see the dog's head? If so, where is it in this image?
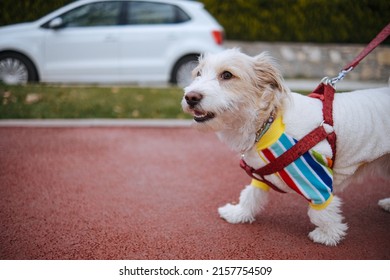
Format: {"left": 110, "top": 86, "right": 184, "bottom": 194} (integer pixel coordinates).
{"left": 181, "top": 48, "right": 288, "bottom": 132}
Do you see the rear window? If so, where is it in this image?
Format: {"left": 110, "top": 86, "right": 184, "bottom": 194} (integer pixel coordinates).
{"left": 127, "top": 1, "right": 190, "bottom": 24}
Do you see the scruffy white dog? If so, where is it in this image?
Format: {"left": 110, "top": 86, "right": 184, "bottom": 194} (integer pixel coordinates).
{"left": 181, "top": 48, "right": 390, "bottom": 246}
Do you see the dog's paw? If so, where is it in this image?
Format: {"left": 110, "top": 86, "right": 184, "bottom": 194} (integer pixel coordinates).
{"left": 218, "top": 203, "right": 255, "bottom": 224}
{"left": 378, "top": 198, "right": 390, "bottom": 212}
{"left": 308, "top": 223, "right": 348, "bottom": 246}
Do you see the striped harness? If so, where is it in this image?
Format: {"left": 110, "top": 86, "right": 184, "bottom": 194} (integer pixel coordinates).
{"left": 247, "top": 116, "right": 334, "bottom": 210}
{"left": 240, "top": 82, "right": 337, "bottom": 210}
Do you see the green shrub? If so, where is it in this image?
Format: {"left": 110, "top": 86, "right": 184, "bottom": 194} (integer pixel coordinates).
{"left": 201, "top": 0, "right": 390, "bottom": 44}
{"left": 0, "top": 0, "right": 74, "bottom": 25}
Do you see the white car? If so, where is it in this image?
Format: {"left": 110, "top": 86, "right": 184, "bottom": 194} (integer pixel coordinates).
{"left": 0, "top": 0, "right": 224, "bottom": 86}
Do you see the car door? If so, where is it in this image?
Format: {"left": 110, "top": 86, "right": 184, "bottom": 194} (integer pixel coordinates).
{"left": 117, "top": 1, "right": 191, "bottom": 83}
{"left": 41, "top": 1, "right": 123, "bottom": 83}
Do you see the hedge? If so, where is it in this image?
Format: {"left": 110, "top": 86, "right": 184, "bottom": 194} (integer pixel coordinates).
{"left": 201, "top": 0, "right": 390, "bottom": 44}
{"left": 1, "top": 0, "right": 389, "bottom": 44}
{"left": 0, "top": 0, "right": 73, "bottom": 25}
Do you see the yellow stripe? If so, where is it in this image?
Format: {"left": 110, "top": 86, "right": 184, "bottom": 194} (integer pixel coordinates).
{"left": 251, "top": 179, "right": 270, "bottom": 192}
{"left": 309, "top": 194, "right": 334, "bottom": 210}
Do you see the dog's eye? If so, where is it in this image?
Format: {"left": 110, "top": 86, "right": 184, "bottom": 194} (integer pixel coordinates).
{"left": 221, "top": 71, "right": 233, "bottom": 80}
{"left": 196, "top": 71, "right": 201, "bottom": 77}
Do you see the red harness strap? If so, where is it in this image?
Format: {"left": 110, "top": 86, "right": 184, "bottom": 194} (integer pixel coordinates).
{"left": 308, "top": 82, "right": 337, "bottom": 163}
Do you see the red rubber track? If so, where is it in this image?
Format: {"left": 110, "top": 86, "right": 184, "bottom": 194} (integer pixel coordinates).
{"left": 0, "top": 127, "right": 389, "bottom": 259}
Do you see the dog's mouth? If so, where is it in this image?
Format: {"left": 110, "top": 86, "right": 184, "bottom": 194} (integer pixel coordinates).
{"left": 192, "top": 109, "right": 215, "bottom": 123}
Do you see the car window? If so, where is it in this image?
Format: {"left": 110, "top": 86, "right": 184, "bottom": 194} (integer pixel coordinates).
{"left": 127, "top": 1, "right": 190, "bottom": 25}
{"left": 60, "top": 2, "right": 122, "bottom": 27}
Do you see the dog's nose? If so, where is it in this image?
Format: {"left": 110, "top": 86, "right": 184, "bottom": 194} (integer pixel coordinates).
{"left": 185, "top": 91, "right": 203, "bottom": 107}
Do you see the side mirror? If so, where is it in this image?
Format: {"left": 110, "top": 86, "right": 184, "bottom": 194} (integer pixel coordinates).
{"left": 48, "top": 17, "right": 64, "bottom": 29}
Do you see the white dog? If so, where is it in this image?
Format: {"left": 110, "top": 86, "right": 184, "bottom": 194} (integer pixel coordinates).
{"left": 181, "top": 48, "right": 390, "bottom": 246}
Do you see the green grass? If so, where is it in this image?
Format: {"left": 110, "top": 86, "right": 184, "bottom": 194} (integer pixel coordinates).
{"left": 0, "top": 83, "right": 191, "bottom": 119}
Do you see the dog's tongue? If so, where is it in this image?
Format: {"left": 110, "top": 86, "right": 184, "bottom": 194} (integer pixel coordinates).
{"left": 194, "top": 110, "right": 207, "bottom": 117}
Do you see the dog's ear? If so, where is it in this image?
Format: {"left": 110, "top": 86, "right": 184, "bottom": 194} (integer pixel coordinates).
{"left": 253, "top": 52, "right": 287, "bottom": 95}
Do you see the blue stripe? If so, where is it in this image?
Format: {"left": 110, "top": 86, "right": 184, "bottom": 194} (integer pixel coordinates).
{"left": 269, "top": 139, "right": 288, "bottom": 157}
{"left": 285, "top": 164, "right": 324, "bottom": 202}
{"left": 271, "top": 134, "right": 322, "bottom": 203}
{"left": 277, "top": 134, "right": 332, "bottom": 204}
{"left": 262, "top": 132, "right": 334, "bottom": 205}
{"left": 301, "top": 151, "right": 333, "bottom": 190}
{"left": 268, "top": 139, "right": 317, "bottom": 198}
{"left": 296, "top": 154, "right": 332, "bottom": 203}
{"left": 285, "top": 163, "right": 322, "bottom": 191}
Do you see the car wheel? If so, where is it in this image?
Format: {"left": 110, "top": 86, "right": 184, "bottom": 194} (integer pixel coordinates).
{"left": 171, "top": 55, "right": 199, "bottom": 87}
{"left": 0, "top": 53, "right": 38, "bottom": 85}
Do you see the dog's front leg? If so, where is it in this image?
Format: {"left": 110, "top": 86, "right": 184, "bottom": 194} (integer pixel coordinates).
{"left": 307, "top": 196, "right": 348, "bottom": 246}
{"left": 218, "top": 183, "right": 269, "bottom": 224}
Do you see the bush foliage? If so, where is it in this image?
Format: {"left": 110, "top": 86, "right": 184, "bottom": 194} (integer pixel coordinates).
{"left": 201, "top": 0, "right": 390, "bottom": 44}
{"left": 1, "top": 0, "right": 389, "bottom": 44}
{"left": 0, "top": 0, "right": 73, "bottom": 25}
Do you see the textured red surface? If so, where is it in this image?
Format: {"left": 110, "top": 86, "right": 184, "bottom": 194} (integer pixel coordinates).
{"left": 0, "top": 127, "right": 389, "bottom": 260}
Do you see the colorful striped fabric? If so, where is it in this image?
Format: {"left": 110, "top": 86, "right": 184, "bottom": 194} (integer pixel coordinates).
{"left": 256, "top": 132, "right": 333, "bottom": 207}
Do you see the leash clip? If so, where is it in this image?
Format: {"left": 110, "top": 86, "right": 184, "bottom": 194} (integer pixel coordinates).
{"left": 328, "top": 66, "right": 353, "bottom": 87}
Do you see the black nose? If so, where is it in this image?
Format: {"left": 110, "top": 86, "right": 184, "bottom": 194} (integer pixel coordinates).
{"left": 185, "top": 91, "right": 203, "bottom": 107}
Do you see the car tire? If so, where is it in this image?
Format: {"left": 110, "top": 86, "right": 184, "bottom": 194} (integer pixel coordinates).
{"left": 170, "top": 55, "right": 199, "bottom": 87}
{"left": 0, "top": 52, "right": 38, "bottom": 85}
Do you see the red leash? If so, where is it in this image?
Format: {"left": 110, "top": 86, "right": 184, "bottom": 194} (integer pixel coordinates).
{"left": 344, "top": 23, "right": 390, "bottom": 70}
{"left": 330, "top": 22, "right": 390, "bottom": 86}
{"left": 240, "top": 23, "right": 390, "bottom": 190}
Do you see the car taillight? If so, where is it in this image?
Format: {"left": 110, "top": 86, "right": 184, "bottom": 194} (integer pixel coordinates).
{"left": 212, "top": 30, "right": 224, "bottom": 45}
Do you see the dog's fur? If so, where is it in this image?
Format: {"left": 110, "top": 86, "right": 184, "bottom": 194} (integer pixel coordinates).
{"left": 181, "top": 49, "right": 390, "bottom": 246}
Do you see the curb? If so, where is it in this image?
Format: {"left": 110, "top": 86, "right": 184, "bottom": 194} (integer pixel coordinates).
{"left": 0, "top": 119, "right": 193, "bottom": 128}
{"left": 285, "top": 79, "right": 388, "bottom": 91}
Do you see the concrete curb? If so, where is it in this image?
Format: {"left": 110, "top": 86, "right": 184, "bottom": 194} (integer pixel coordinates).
{"left": 285, "top": 79, "right": 388, "bottom": 91}
{"left": 0, "top": 119, "right": 193, "bottom": 128}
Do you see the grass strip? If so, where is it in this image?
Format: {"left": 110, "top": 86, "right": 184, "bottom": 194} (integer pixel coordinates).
{"left": 0, "top": 84, "right": 190, "bottom": 119}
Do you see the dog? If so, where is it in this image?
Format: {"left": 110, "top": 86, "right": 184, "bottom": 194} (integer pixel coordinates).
{"left": 181, "top": 48, "right": 390, "bottom": 246}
